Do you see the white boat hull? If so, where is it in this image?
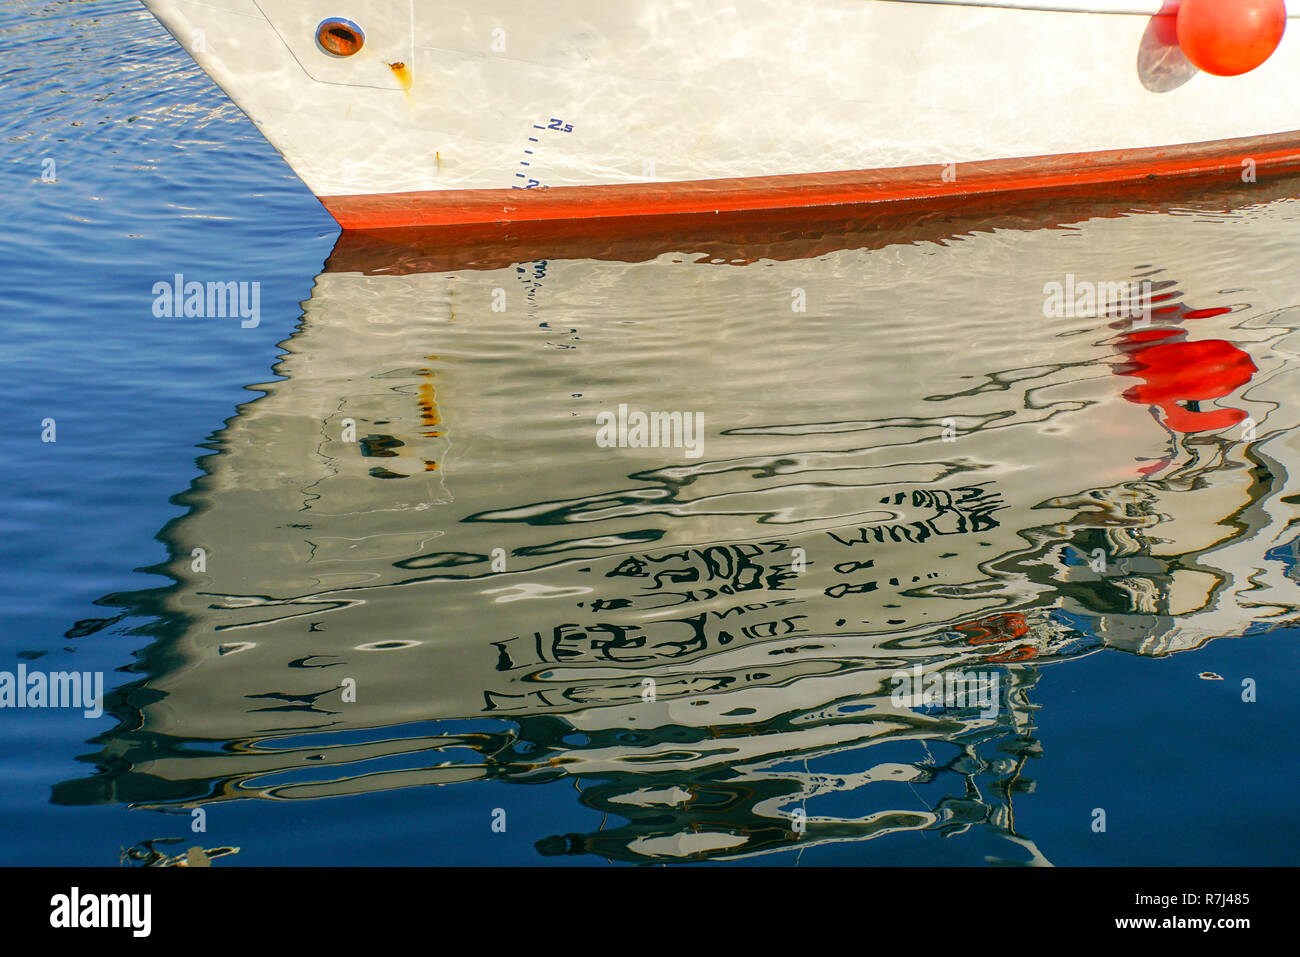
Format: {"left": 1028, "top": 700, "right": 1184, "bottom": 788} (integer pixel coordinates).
{"left": 140, "top": 0, "right": 1300, "bottom": 227}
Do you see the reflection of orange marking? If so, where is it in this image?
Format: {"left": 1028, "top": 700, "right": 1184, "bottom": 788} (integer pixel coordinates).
{"left": 985, "top": 645, "right": 1038, "bottom": 663}
{"left": 424, "top": 461, "right": 438, "bottom": 471}
{"left": 417, "top": 378, "right": 441, "bottom": 435}
{"left": 418, "top": 382, "right": 439, "bottom": 418}
{"left": 956, "top": 613, "right": 1029, "bottom": 645}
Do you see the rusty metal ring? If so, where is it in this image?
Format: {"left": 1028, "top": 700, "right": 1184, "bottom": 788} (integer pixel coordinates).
{"left": 316, "top": 18, "right": 364, "bottom": 57}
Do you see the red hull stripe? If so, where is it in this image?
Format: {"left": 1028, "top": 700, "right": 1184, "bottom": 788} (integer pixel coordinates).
{"left": 320, "top": 130, "right": 1300, "bottom": 230}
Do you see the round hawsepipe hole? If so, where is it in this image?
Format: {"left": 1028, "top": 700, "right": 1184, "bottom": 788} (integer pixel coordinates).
{"left": 316, "top": 18, "right": 364, "bottom": 57}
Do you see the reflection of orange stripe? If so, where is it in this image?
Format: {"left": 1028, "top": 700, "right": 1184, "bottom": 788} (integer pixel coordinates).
{"left": 321, "top": 130, "right": 1300, "bottom": 230}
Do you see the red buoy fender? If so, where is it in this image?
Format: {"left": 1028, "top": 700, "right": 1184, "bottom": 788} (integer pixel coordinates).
{"left": 1176, "top": 0, "right": 1287, "bottom": 76}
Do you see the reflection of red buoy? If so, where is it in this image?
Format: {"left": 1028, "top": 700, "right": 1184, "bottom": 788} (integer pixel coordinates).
{"left": 1116, "top": 333, "right": 1257, "bottom": 433}
{"left": 1176, "top": 0, "right": 1287, "bottom": 76}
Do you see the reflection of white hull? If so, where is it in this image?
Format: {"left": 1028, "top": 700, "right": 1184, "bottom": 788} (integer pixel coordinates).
{"left": 140, "top": 0, "right": 1300, "bottom": 226}
{"left": 54, "top": 195, "right": 1300, "bottom": 861}
{"left": 115, "top": 203, "right": 1300, "bottom": 744}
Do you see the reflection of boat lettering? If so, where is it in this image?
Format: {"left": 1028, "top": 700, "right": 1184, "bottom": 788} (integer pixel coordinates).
{"left": 484, "top": 673, "right": 729, "bottom": 714}
{"left": 825, "top": 581, "right": 879, "bottom": 599}
{"left": 828, "top": 484, "right": 1005, "bottom": 546}
{"left": 711, "top": 598, "right": 802, "bottom": 616}
{"left": 639, "top": 585, "right": 802, "bottom": 609}
{"left": 834, "top": 559, "right": 876, "bottom": 574}
{"left": 607, "top": 542, "right": 799, "bottom": 593}
{"left": 492, "top": 611, "right": 811, "bottom": 671}
{"left": 639, "top": 593, "right": 805, "bottom": 614}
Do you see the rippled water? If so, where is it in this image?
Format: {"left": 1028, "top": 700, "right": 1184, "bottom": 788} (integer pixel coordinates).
{"left": 3, "top": 0, "right": 1299, "bottom": 866}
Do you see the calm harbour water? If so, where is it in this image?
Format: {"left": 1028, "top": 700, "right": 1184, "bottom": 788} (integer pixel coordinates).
{"left": 2, "top": 0, "right": 1299, "bottom": 866}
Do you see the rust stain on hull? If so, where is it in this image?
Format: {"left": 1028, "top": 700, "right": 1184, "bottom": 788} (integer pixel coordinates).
{"left": 388, "top": 61, "right": 412, "bottom": 91}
